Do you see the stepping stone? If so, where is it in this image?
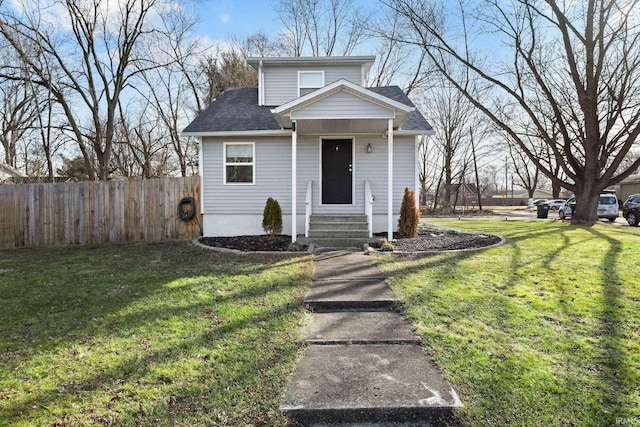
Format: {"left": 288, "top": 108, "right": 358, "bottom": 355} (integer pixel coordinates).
{"left": 301, "top": 312, "right": 420, "bottom": 344}
{"left": 280, "top": 344, "right": 462, "bottom": 425}
{"left": 304, "top": 279, "right": 398, "bottom": 311}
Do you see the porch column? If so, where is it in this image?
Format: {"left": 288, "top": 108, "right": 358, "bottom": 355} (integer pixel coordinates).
{"left": 291, "top": 121, "right": 297, "bottom": 242}
{"left": 387, "top": 118, "right": 393, "bottom": 241}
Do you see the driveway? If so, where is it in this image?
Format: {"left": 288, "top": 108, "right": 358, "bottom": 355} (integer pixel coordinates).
{"left": 431, "top": 208, "right": 628, "bottom": 226}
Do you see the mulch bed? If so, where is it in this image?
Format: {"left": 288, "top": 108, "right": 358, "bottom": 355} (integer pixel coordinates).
{"left": 199, "top": 235, "right": 298, "bottom": 252}
{"left": 198, "top": 228, "right": 501, "bottom": 252}
{"left": 383, "top": 229, "right": 502, "bottom": 252}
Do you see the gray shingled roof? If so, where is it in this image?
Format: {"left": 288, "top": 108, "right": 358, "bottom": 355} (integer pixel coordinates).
{"left": 183, "top": 86, "right": 433, "bottom": 133}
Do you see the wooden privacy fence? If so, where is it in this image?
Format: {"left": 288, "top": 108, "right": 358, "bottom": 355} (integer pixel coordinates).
{"left": 0, "top": 176, "right": 201, "bottom": 249}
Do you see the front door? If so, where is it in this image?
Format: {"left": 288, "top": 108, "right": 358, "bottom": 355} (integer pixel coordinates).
{"left": 322, "top": 139, "right": 353, "bottom": 204}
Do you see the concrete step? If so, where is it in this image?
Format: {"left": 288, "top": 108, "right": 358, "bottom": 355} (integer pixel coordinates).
{"left": 301, "top": 311, "right": 420, "bottom": 345}
{"left": 297, "top": 237, "right": 381, "bottom": 248}
{"left": 303, "top": 278, "right": 399, "bottom": 311}
{"left": 309, "top": 221, "right": 369, "bottom": 232}
{"left": 308, "top": 230, "right": 371, "bottom": 239}
{"left": 280, "top": 344, "right": 462, "bottom": 426}
{"left": 310, "top": 214, "right": 368, "bottom": 223}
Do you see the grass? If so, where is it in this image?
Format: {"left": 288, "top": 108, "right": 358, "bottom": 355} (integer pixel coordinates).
{"left": 0, "top": 242, "right": 313, "bottom": 426}
{"left": 375, "top": 219, "right": 640, "bottom": 426}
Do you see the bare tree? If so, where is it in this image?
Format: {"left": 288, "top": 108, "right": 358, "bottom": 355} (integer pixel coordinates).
{"left": 111, "top": 101, "right": 173, "bottom": 178}
{"left": 385, "top": 0, "right": 640, "bottom": 224}
{"left": 417, "top": 70, "right": 487, "bottom": 211}
{"left": 0, "top": 77, "right": 38, "bottom": 167}
{"left": 241, "top": 32, "right": 287, "bottom": 58}
{"left": 509, "top": 141, "right": 540, "bottom": 204}
{"left": 276, "top": 0, "right": 370, "bottom": 56}
{"left": 199, "top": 49, "right": 258, "bottom": 106}
{"left": 417, "top": 136, "right": 431, "bottom": 205}
{"left": 0, "top": 0, "right": 183, "bottom": 180}
{"left": 367, "top": 5, "right": 439, "bottom": 95}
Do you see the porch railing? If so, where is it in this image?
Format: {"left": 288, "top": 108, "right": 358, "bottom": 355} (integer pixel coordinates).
{"left": 305, "top": 181, "right": 313, "bottom": 237}
{"left": 365, "top": 180, "right": 374, "bottom": 238}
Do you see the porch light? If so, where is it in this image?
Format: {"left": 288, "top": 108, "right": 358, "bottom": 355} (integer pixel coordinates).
{"left": 367, "top": 143, "right": 372, "bottom": 153}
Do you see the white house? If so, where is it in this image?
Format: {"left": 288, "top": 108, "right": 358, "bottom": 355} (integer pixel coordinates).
{"left": 182, "top": 56, "right": 434, "bottom": 245}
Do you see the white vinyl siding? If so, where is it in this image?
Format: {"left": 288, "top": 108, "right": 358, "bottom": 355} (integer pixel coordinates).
{"left": 202, "top": 134, "right": 415, "bottom": 221}
{"left": 202, "top": 137, "right": 292, "bottom": 214}
{"left": 291, "top": 91, "right": 395, "bottom": 120}
{"left": 264, "top": 64, "right": 363, "bottom": 106}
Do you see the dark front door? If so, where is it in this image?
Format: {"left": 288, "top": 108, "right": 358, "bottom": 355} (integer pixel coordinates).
{"left": 322, "top": 139, "right": 353, "bottom": 204}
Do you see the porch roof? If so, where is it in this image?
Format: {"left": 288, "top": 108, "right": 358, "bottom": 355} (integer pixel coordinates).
{"left": 182, "top": 86, "right": 433, "bottom": 136}
{"left": 271, "top": 79, "right": 414, "bottom": 133}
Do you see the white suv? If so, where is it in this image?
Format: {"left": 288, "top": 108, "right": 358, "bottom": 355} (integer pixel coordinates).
{"left": 558, "top": 193, "right": 619, "bottom": 222}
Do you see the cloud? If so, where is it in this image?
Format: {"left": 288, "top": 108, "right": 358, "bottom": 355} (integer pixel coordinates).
{"left": 219, "top": 13, "right": 230, "bottom": 24}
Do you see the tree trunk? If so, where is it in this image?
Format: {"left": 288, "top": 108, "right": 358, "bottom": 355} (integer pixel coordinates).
{"left": 552, "top": 179, "right": 562, "bottom": 198}
{"left": 572, "top": 186, "right": 599, "bottom": 225}
{"left": 444, "top": 165, "right": 452, "bottom": 209}
{"left": 471, "top": 131, "right": 482, "bottom": 211}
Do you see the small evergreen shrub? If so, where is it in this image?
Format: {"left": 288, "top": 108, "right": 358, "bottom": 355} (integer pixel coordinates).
{"left": 398, "top": 187, "right": 420, "bottom": 238}
{"left": 262, "top": 197, "right": 283, "bottom": 236}
{"left": 378, "top": 238, "right": 395, "bottom": 252}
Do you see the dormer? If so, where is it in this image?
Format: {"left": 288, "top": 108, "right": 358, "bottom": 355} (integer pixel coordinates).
{"left": 247, "top": 56, "right": 375, "bottom": 107}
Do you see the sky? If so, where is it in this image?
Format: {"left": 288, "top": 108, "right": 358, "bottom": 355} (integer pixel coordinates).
{"left": 194, "top": 0, "right": 282, "bottom": 43}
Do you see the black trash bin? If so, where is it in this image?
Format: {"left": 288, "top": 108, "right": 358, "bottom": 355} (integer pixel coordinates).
{"left": 537, "top": 203, "right": 550, "bottom": 218}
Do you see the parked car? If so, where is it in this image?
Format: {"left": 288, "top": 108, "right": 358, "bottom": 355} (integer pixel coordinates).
{"left": 532, "top": 199, "right": 548, "bottom": 206}
{"left": 558, "top": 196, "right": 576, "bottom": 219}
{"left": 622, "top": 193, "right": 640, "bottom": 226}
{"left": 558, "top": 193, "right": 619, "bottom": 221}
{"left": 545, "top": 199, "right": 566, "bottom": 210}
{"left": 598, "top": 193, "right": 619, "bottom": 221}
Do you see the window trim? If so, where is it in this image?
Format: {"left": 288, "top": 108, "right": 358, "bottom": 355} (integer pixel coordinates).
{"left": 223, "top": 142, "right": 255, "bottom": 185}
{"left": 298, "top": 70, "right": 325, "bottom": 97}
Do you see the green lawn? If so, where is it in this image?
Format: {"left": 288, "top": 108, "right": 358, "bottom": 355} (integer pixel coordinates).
{"left": 0, "top": 243, "right": 313, "bottom": 426}
{"left": 375, "top": 219, "right": 640, "bottom": 426}
{"left": 2, "top": 223, "right": 638, "bottom": 427}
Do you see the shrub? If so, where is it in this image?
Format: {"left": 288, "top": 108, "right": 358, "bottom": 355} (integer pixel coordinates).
{"left": 398, "top": 187, "right": 420, "bottom": 238}
{"left": 378, "top": 238, "right": 395, "bottom": 252}
{"left": 262, "top": 197, "right": 283, "bottom": 236}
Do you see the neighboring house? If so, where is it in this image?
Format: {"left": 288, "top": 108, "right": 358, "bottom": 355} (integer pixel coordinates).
{"left": 617, "top": 174, "right": 640, "bottom": 201}
{"left": 446, "top": 183, "right": 479, "bottom": 205}
{"left": 182, "top": 56, "right": 434, "bottom": 242}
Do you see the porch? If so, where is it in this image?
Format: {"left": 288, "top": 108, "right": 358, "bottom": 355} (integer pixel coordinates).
{"left": 271, "top": 79, "right": 418, "bottom": 243}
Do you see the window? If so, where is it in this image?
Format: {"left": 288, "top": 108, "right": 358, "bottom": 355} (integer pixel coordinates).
{"left": 599, "top": 195, "right": 617, "bottom": 205}
{"left": 224, "top": 142, "right": 254, "bottom": 184}
{"left": 298, "top": 71, "right": 324, "bottom": 96}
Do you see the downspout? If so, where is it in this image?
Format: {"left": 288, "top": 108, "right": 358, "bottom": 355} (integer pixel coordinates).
{"left": 258, "top": 60, "right": 264, "bottom": 106}
{"left": 198, "top": 136, "right": 203, "bottom": 215}
{"left": 387, "top": 118, "right": 394, "bottom": 241}
{"left": 291, "top": 121, "right": 297, "bottom": 242}
{"left": 416, "top": 134, "right": 423, "bottom": 207}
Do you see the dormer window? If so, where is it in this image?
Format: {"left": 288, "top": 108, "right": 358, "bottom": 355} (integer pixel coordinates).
{"left": 298, "top": 71, "right": 324, "bottom": 97}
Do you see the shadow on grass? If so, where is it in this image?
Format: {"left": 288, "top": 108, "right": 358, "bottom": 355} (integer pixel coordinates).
{"left": 585, "top": 228, "right": 632, "bottom": 422}
{"left": 375, "top": 221, "right": 638, "bottom": 425}
{"left": 0, "top": 242, "right": 313, "bottom": 425}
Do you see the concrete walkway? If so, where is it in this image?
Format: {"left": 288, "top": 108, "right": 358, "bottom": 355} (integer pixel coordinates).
{"left": 280, "top": 250, "right": 462, "bottom": 426}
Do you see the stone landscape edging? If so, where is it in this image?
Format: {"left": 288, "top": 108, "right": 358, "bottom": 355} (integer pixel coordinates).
{"left": 193, "top": 233, "right": 506, "bottom": 255}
